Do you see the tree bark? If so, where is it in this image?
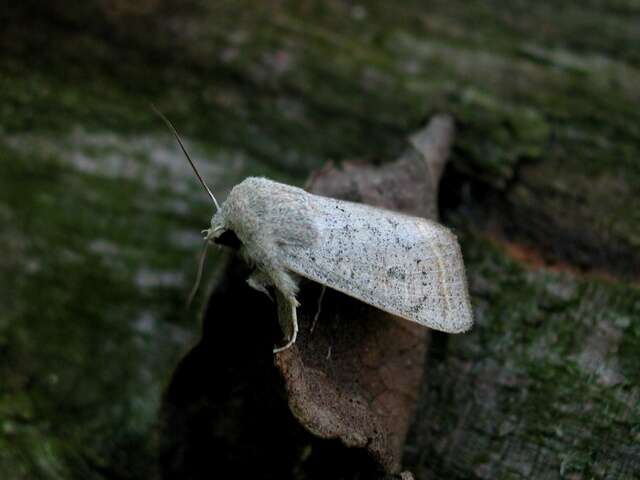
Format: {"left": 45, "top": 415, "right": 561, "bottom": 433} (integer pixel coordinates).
{"left": 1, "top": 1, "right": 639, "bottom": 479}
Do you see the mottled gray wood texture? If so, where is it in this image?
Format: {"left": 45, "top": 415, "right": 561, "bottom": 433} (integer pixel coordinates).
{"left": 2, "top": 1, "right": 639, "bottom": 479}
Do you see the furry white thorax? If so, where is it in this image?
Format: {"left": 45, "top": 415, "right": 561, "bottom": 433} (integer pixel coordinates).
{"left": 209, "top": 177, "right": 317, "bottom": 302}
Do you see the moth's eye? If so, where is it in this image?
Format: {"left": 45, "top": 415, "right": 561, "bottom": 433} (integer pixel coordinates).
{"left": 215, "top": 229, "right": 242, "bottom": 249}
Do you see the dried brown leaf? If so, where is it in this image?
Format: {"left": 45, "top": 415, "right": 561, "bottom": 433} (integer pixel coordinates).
{"left": 275, "top": 114, "right": 455, "bottom": 473}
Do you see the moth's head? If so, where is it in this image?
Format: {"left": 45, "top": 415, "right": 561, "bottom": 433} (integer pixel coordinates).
{"left": 205, "top": 208, "right": 242, "bottom": 249}
{"left": 202, "top": 208, "right": 225, "bottom": 243}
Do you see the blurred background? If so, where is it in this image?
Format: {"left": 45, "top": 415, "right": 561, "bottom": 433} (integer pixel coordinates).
{"left": 1, "top": 1, "right": 639, "bottom": 479}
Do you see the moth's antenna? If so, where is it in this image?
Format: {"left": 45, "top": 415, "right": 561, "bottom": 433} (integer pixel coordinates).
{"left": 151, "top": 104, "right": 220, "bottom": 211}
{"left": 187, "top": 240, "right": 210, "bottom": 307}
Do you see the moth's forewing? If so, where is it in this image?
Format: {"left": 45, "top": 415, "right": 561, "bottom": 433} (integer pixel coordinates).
{"left": 281, "top": 195, "right": 473, "bottom": 333}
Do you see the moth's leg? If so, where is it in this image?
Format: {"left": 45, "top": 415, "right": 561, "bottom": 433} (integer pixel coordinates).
{"left": 310, "top": 285, "right": 327, "bottom": 333}
{"left": 246, "top": 271, "right": 273, "bottom": 302}
{"left": 273, "top": 294, "right": 299, "bottom": 353}
{"left": 187, "top": 239, "right": 210, "bottom": 307}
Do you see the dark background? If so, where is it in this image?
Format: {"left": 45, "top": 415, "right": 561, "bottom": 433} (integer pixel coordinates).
{"left": 1, "top": 1, "right": 639, "bottom": 478}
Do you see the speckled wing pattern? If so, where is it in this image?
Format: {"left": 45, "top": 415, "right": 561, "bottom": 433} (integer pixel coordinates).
{"left": 280, "top": 194, "right": 473, "bottom": 333}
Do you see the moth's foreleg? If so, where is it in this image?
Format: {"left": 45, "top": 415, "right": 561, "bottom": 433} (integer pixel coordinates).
{"left": 246, "top": 271, "right": 273, "bottom": 302}
{"left": 310, "top": 285, "right": 327, "bottom": 333}
{"left": 273, "top": 295, "right": 299, "bottom": 354}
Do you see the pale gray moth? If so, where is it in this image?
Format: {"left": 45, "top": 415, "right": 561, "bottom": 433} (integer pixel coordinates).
{"left": 154, "top": 108, "right": 473, "bottom": 353}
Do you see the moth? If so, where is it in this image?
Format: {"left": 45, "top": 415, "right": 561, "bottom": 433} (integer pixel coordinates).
{"left": 155, "top": 108, "right": 473, "bottom": 353}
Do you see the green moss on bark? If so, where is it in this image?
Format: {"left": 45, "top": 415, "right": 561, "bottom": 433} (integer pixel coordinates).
{"left": 1, "top": 0, "right": 639, "bottom": 478}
